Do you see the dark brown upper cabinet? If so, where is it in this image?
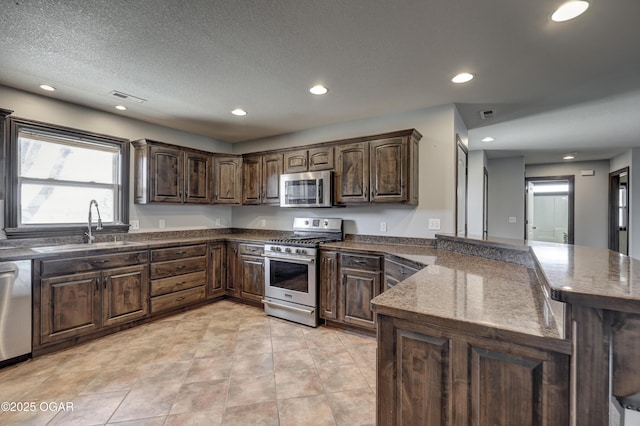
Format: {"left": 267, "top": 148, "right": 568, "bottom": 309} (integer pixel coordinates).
{"left": 242, "top": 153, "right": 283, "bottom": 205}
{"left": 335, "top": 130, "right": 420, "bottom": 205}
{"left": 283, "top": 147, "right": 334, "bottom": 173}
{"left": 213, "top": 155, "right": 243, "bottom": 205}
{"left": 133, "top": 139, "right": 212, "bottom": 204}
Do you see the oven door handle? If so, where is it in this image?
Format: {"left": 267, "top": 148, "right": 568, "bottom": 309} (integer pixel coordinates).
{"left": 262, "top": 254, "right": 315, "bottom": 264}
{"left": 262, "top": 299, "right": 315, "bottom": 315}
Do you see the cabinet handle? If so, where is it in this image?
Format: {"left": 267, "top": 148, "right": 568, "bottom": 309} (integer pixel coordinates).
{"left": 400, "top": 269, "right": 407, "bottom": 275}
{"left": 175, "top": 281, "right": 186, "bottom": 286}
{"left": 103, "top": 276, "right": 108, "bottom": 289}
{"left": 176, "top": 296, "right": 186, "bottom": 302}
{"left": 92, "top": 259, "right": 111, "bottom": 264}
{"left": 95, "top": 279, "right": 99, "bottom": 291}
{"left": 176, "top": 265, "right": 186, "bottom": 270}
{"left": 353, "top": 260, "right": 365, "bottom": 264}
{"left": 175, "top": 250, "right": 187, "bottom": 255}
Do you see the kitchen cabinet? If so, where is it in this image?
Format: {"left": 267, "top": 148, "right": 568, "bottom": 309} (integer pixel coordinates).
{"left": 226, "top": 242, "right": 241, "bottom": 298}
{"left": 334, "top": 130, "right": 420, "bottom": 205}
{"left": 239, "top": 243, "right": 265, "bottom": 304}
{"left": 213, "top": 155, "right": 242, "bottom": 205}
{"left": 132, "top": 139, "right": 212, "bottom": 204}
{"left": 383, "top": 256, "right": 421, "bottom": 290}
{"left": 149, "top": 244, "right": 207, "bottom": 314}
{"left": 319, "top": 250, "right": 338, "bottom": 320}
{"left": 207, "top": 242, "right": 226, "bottom": 299}
{"left": 377, "top": 315, "right": 570, "bottom": 425}
{"left": 242, "top": 153, "right": 283, "bottom": 205}
{"left": 35, "top": 250, "right": 149, "bottom": 348}
{"left": 283, "top": 147, "right": 334, "bottom": 173}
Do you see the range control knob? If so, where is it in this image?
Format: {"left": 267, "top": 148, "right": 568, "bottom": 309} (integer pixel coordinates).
{"left": 285, "top": 247, "right": 292, "bottom": 253}
{"left": 304, "top": 220, "right": 309, "bottom": 225}
{"left": 296, "top": 248, "right": 307, "bottom": 255}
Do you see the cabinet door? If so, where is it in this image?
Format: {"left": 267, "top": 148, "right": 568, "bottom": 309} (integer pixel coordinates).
{"left": 184, "top": 150, "right": 212, "bottom": 204}
{"left": 102, "top": 264, "right": 149, "bottom": 327}
{"left": 149, "top": 145, "right": 184, "bottom": 202}
{"left": 240, "top": 254, "right": 264, "bottom": 303}
{"left": 335, "top": 142, "right": 370, "bottom": 204}
{"left": 226, "top": 242, "right": 241, "bottom": 297}
{"left": 213, "top": 156, "right": 242, "bottom": 204}
{"left": 340, "top": 267, "right": 380, "bottom": 329}
{"left": 283, "top": 149, "right": 308, "bottom": 173}
{"left": 370, "top": 137, "right": 407, "bottom": 203}
{"left": 208, "top": 243, "right": 226, "bottom": 299}
{"left": 308, "top": 146, "right": 334, "bottom": 171}
{"left": 319, "top": 251, "right": 338, "bottom": 320}
{"left": 40, "top": 272, "right": 101, "bottom": 344}
{"left": 242, "top": 155, "right": 262, "bottom": 204}
{"left": 262, "top": 153, "right": 283, "bottom": 205}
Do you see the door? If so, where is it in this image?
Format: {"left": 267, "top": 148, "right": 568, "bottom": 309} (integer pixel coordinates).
{"left": 525, "top": 177, "right": 574, "bottom": 244}
{"left": 149, "top": 145, "right": 183, "bottom": 202}
{"left": 213, "top": 156, "right": 242, "bottom": 204}
{"left": 335, "top": 142, "right": 369, "bottom": 203}
{"left": 240, "top": 254, "right": 264, "bottom": 303}
{"left": 103, "top": 264, "right": 149, "bottom": 327}
{"left": 319, "top": 251, "right": 338, "bottom": 320}
{"left": 370, "top": 137, "right": 407, "bottom": 203}
{"left": 455, "top": 135, "right": 468, "bottom": 236}
{"left": 262, "top": 153, "right": 283, "bottom": 204}
{"left": 609, "top": 167, "right": 629, "bottom": 255}
{"left": 225, "top": 242, "right": 241, "bottom": 297}
{"left": 242, "top": 155, "right": 262, "bottom": 204}
{"left": 340, "top": 268, "right": 380, "bottom": 329}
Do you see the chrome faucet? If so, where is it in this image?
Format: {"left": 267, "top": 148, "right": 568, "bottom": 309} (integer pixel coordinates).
{"left": 85, "top": 199, "right": 103, "bottom": 244}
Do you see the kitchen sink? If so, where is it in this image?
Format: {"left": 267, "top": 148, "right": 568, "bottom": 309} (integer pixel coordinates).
{"left": 32, "top": 241, "right": 143, "bottom": 253}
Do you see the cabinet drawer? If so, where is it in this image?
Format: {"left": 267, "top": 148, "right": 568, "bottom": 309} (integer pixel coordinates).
{"left": 150, "top": 256, "right": 206, "bottom": 279}
{"left": 150, "top": 270, "right": 207, "bottom": 296}
{"left": 239, "top": 244, "right": 264, "bottom": 256}
{"left": 150, "top": 286, "right": 206, "bottom": 314}
{"left": 151, "top": 244, "right": 207, "bottom": 262}
{"left": 384, "top": 258, "right": 421, "bottom": 281}
{"left": 40, "top": 251, "right": 149, "bottom": 277}
{"left": 341, "top": 253, "right": 381, "bottom": 271}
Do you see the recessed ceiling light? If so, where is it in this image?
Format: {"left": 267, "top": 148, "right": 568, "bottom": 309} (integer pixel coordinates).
{"left": 231, "top": 108, "right": 247, "bottom": 116}
{"left": 39, "top": 84, "right": 56, "bottom": 91}
{"left": 309, "top": 85, "right": 328, "bottom": 95}
{"left": 115, "top": 105, "right": 127, "bottom": 111}
{"left": 552, "top": 1, "right": 589, "bottom": 22}
{"left": 481, "top": 137, "right": 494, "bottom": 142}
{"left": 451, "top": 73, "right": 474, "bottom": 84}
{"left": 563, "top": 153, "right": 576, "bottom": 160}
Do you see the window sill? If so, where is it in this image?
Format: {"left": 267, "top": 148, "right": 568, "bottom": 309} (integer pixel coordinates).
{"left": 4, "top": 224, "right": 131, "bottom": 239}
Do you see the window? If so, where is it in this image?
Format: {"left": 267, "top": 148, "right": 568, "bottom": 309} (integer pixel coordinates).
{"left": 5, "top": 117, "right": 130, "bottom": 238}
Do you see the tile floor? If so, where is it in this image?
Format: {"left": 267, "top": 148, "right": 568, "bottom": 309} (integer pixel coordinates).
{"left": 0, "top": 300, "right": 377, "bottom": 425}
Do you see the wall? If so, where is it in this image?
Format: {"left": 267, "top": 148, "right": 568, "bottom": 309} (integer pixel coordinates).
{"left": 487, "top": 156, "right": 525, "bottom": 239}
{"left": 467, "top": 150, "right": 487, "bottom": 236}
{"left": 526, "top": 160, "right": 609, "bottom": 248}
{"left": 0, "top": 85, "right": 234, "bottom": 234}
{"left": 231, "top": 104, "right": 460, "bottom": 238}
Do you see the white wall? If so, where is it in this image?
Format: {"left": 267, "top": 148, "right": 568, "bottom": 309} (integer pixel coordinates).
{"left": 526, "top": 161, "right": 609, "bottom": 248}
{"left": 232, "top": 104, "right": 460, "bottom": 238}
{"left": 487, "top": 156, "right": 525, "bottom": 240}
{"left": 468, "top": 150, "right": 487, "bottom": 236}
{"left": 0, "top": 85, "right": 234, "bottom": 233}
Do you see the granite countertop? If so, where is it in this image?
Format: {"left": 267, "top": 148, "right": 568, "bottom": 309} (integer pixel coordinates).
{"left": 320, "top": 241, "right": 438, "bottom": 266}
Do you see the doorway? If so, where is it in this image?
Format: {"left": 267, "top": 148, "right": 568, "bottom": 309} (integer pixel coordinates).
{"left": 455, "top": 134, "right": 468, "bottom": 236}
{"left": 609, "top": 167, "right": 629, "bottom": 255}
{"left": 525, "top": 176, "right": 575, "bottom": 244}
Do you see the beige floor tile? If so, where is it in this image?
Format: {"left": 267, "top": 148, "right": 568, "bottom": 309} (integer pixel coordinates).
{"left": 327, "top": 388, "right": 376, "bottom": 426}
{"left": 233, "top": 336, "right": 273, "bottom": 355}
{"left": 0, "top": 404, "right": 59, "bottom": 426}
{"left": 184, "top": 357, "right": 233, "bottom": 383}
{"left": 269, "top": 319, "right": 306, "bottom": 338}
{"left": 310, "top": 346, "right": 355, "bottom": 368}
{"left": 79, "top": 366, "right": 140, "bottom": 394}
{"left": 107, "top": 416, "right": 167, "bottom": 425}
{"left": 193, "top": 341, "right": 235, "bottom": 359}
{"left": 230, "top": 352, "right": 273, "bottom": 377}
{"left": 134, "top": 360, "right": 193, "bottom": 388}
{"left": 337, "top": 331, "right": 376, "bottom": 346}
{"left": 346, "top": 342, "right": 377, "bottom": 367}
{"left": 23, "top": 369, "right": 97, "bottom": 400}
{"left": 169, "top": 379, "right": 229, "bottom": 414}
{"left": 275, "top": 368, "right": 324, "bottom": 400}
{"left": 222, "top": 401, "right": 279, "bottom": 426}
{"left": 227, "top": 373, "right": 276, "bottom": 407}
{"left": 278, "top": 394, "right": 336, "bottom": 426}
{"left": 164, "top": 408, "right": 224, "bottom": 426}
{"left": 273, "top": 348, "right": 317, "bottom": 372}
{"left": 304, "top": 330, "right": 345, "bottom": 349}
{"left": 48, "top": 390, "right": 127, "bottom": 425}
{"left": 0, "top": 374, "right": 48, "bottom": 401}
{"left": 271, "top": 335, "right": 309, "bottom": 352}
{"left": 359, "top": 365, "right": 377, "bottom": 390}
{"left": 317, "top": 364, "right": 369, "bottom": 393}
{"left": 109, "top": 383, "right": 181, "bottom": 423}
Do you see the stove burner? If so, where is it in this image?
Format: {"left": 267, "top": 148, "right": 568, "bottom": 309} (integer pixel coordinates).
{"left": 266, "top": 236, "right": 337, "bottom": 247}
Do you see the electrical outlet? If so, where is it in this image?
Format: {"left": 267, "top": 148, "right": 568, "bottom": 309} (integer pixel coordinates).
{"left": 380, "top": 221, "right": 387, "bottom": 232}
{"left": 159, "top": 219, "right": 165, "bottom": 228}
{"left": 509, "top": 217, "right": 517, "bottom": 224}
{"left": 260, "top": 219, "right": 266, "bottom": 227}
{"left": 130, "top": 220, "right": 139, "bottom": 230}
{"left": 215, "top": 218, "right": 221, "bottom": 226}
{"left": 428, "top": 219, "right": 441, "bottom": 230}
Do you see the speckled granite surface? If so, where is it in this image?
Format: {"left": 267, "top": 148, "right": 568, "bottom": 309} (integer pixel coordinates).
{"left": 321, "top": 240, "right": 437, "bottom": 265}
{"left": 436, "top": 234, "right": 534, "bottom": 267}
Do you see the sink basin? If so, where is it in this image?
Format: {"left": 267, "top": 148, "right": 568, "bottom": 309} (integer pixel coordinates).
{"left": 32, "top": 241, "right": 142, "bottom": 253}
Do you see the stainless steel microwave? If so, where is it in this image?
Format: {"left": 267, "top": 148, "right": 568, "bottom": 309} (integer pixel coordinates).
{"left": 280, "top": 171, "right": 332, "bottom": 208}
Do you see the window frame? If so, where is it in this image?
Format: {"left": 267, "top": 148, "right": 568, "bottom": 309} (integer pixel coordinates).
{"left": 5, "top": 117, "right": 130, "bottom": 239}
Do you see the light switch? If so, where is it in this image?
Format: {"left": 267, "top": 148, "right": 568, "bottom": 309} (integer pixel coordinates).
{"left": 380, "top": 222, "right": 387, "bottom": 232}
{"left": 158, "top": 219, "right": 165, "bottom": 228}
{"left": 428, "top": 219, "right": 441, "bottom": 230}
{"left": 130, "top": 220, "right": 139, "bottom": 230}
{"left": 509, "top": 217, "right": 517, "bottom": 224}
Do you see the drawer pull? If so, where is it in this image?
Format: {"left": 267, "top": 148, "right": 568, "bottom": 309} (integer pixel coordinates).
{"left": 400, "top": 270, "right": 407, "bottom": 275}
{"left": 174, "top": 251, "right": 187, "bottom": 255}
{"left": 175, "top": 281, "right": 186, "bottom": 286}
{"left": 176, "top": 265, "right": 186, "bottom": 270}
{"left": 92, "top": 259, "right": 111, "bottom": 264}
{"left": 176, "top": 296, "right": 186, "bottom": 302}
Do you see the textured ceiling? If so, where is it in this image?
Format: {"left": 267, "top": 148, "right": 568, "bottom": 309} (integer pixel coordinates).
{"left": 1, "top": 0, "right": 640, "bottom": 162}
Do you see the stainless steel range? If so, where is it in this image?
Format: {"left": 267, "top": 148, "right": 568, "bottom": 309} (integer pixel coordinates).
{"left": 262, "top": 217, "right": 343, "bottom": 327}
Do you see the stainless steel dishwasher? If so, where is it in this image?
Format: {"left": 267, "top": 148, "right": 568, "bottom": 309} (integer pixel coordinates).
{"left": 0, "top": 260, "right": 32, "bottom": 364}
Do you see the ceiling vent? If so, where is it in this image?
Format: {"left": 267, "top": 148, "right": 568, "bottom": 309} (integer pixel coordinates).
{"left": 479, "top": 109, "right": 495, "bottom": 120}
{"left": 110, "top": 90, "right": 147, "bottom": 104}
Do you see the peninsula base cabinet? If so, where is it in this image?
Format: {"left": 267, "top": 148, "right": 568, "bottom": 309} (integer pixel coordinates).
{"left": 33, "top": 251, "right": 149, "bottom": 352}
{"left": 376, "top": 315, "right": 570, "bottom": 426}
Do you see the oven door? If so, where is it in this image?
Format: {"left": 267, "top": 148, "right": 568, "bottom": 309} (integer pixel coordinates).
{"left": 263, "top": 254, "right": 316, "bottom": 307}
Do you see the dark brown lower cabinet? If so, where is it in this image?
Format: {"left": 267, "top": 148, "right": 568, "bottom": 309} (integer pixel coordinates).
{"left": 207, "top": 242, "right": 226, "bottom": 299}
{"left": 377, "top": 315, "right": 570, "bottom": 426}
{"left": 225, "top": 242, "right": 264, "bottom": 304}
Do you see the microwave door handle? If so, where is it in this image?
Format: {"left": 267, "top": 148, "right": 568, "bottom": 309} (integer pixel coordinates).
{"left": 317, "top": 178, "right": 323, "bottom": 203}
